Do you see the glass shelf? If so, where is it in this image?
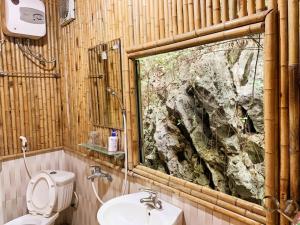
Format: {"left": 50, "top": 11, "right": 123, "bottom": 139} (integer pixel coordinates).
{"left": 78, "top": 143, "right": 125, "bottom": 159}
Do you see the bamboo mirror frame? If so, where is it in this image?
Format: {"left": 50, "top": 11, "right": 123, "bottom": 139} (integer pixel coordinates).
{"left": 88, "top": 39, "right": 123, "bottom": 130}
{"left": 126, "top": 9, "right": 278, "bottom": 225}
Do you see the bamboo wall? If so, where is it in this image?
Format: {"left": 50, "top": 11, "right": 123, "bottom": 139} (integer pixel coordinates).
{"left": 0, "top": 0, "right": 62, "bottom": 158}
{"left": 59, "top": 0, "right": 272, "bottom": 167}
{"left": 58, "top": 1, "right": 300, "bottom": 225}
{"left": 0, "top": 0, "right": 298, "bottom": 225}
{"left": 59, "top": 0, "right": 127, "bottom": 162}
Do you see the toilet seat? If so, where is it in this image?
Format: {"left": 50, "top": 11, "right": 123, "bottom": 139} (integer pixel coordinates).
{"left": 4, "top": 213, "right": 59, "bottom": 225}
{"left": 26, "top": 171, "right": 57, "bottom": 217}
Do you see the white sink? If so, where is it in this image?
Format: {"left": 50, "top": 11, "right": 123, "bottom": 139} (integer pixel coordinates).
{"left": 97, "top": 192, "right": 183, "bottom": 225}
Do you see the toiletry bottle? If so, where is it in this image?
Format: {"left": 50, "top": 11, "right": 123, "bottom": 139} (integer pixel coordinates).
{"left": 108, "top": 129, "right": 118, "bottom": 152}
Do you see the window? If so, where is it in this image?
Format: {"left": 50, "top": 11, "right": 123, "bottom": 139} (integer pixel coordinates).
{"left": 137, "top": 35, "right": 264, "bottom": 204}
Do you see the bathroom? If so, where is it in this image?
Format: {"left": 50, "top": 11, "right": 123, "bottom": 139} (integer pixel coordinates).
{"left": 0, "top": 0, "right": 299, "bottom": 225}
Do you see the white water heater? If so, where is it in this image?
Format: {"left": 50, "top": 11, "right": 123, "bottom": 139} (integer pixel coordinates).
{"left": 1, "top": 0, "right": 46, "bottom": 40}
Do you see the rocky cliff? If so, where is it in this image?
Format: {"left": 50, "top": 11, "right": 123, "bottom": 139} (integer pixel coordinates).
{"left": 140, "top": 35, "right": 264, "bottom": 204}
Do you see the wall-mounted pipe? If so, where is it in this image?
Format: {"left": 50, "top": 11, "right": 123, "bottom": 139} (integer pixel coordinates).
{"left": 106, "top": 87, "right": 128, "bottom": 195}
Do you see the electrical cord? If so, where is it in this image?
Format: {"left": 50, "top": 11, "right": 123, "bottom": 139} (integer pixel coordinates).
{"left": 17, "top": 39, "right": 56, "bottom": 65}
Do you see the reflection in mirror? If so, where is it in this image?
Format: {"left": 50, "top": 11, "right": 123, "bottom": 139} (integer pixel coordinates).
{"left": 88, "top": 39, "right": 123, "bottom": 129}
{"left": 137, "top": 35, "right": 264, "bottom": 204}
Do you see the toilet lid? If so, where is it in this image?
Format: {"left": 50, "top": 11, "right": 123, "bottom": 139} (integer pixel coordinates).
{"left": 26, "top": 171, "right": 57, "bottom": 217}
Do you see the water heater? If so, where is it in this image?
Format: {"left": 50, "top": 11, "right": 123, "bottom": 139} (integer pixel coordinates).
{"left": 1, "top": 0, "right": 46, "bottom": 39}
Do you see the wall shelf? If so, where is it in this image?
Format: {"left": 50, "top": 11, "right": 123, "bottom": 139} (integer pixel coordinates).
{"left": 78, "top": 143, "right": 125, "bottom": 160}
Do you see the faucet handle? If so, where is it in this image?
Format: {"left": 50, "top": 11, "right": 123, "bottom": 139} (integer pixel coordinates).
{"left": 139, "top": 188, "right": 158, "bottom": 196}
{"left": 90, "top": 165, "right": 101, "bottom": 173}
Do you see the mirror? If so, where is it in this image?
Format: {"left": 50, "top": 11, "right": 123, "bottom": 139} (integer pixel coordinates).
{"left": 88, "top": 39, "right": 123, "bottom": 129}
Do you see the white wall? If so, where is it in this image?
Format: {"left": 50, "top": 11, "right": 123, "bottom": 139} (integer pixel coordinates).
{"left": 0, "top": 150, "right": 246, "bottom": 225}
{"left": 0, "top": 150, "right": 65, "bottom": 224}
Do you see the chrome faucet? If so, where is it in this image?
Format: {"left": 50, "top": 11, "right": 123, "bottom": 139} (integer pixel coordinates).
{"left": 87, "top": 165, "right": 112, "bottom": 182}
{"left": 139, "top": 188, "right": 163, "bottom": 210}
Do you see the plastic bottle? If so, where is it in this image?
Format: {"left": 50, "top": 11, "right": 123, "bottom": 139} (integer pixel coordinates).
{"left": 108, "top": 129, "right": 118, "bottom": 152}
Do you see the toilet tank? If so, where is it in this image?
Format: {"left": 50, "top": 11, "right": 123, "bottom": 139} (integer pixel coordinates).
{"left": 44, "top": 170, "right": 75, "bottom": 212}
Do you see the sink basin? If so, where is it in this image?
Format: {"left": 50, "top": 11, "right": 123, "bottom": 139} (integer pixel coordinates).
{"left": 97, "top": 192, "right": 183, "bottom": 225}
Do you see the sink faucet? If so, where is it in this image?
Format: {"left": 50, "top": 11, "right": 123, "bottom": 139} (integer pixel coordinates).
{"left": 87, "top": 165, "right": 113, "bottom": 182}
{"left": 139, "top": 188, "right": 162, "bottom": 210}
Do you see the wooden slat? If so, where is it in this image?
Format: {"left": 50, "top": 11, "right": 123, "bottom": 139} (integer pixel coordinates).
{"left": 0, "top": 0, "right": 61, "bottom": 156}
{"left": 288, "top": 0, "right": 300, "bottom": 206}
{"left": 264, "top": 10, "right": 278, "bottom": 225}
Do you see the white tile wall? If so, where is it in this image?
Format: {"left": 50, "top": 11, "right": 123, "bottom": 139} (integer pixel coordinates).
{"left": 63, "top": 151, "right": 248, "bottom": 225}
{"left": 0, "top": 150, "right": 248, "bottom": 225}
{"left": 0, "top": 150, "right": 65, "bottom": 224}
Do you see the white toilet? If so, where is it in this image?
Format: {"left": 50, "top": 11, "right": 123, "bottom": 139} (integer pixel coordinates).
{"left": 5, "top": 170, "right": 75, "bottom": 225}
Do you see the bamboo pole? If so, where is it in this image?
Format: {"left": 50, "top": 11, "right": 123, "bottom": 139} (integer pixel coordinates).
{"left": 4, "top": 40, "right": 13, "bottom": 154}
{"left": 146, "top": 0, "right": 151, "bottom": 41}
{"left": 264, "top": 9, "right": 278, "bottom": 225}
{"left": 0, "top": 32, "right": 8, "bottom": 157}
{"left": 193, "top": 0, "right": 201, "bottom": 29}
{"left": 0, "top": 146, "right": 63, "bottom": 162}
{"left": 127, "top": 10, "right": 269, "bottom": 53}
{"left": 133, "top": 0, "right": 140, "bottom": 45}
{"left": 172, "top": 0, "right": 178, "bottom": 35}
{"left": 256, "top": 0, "right": 265, "bottom": 12}
{"left": 188, "top": 0, "right": 194, "bottom": 31}
{"left": 132, "top": 169, "right": 265, "bottom": 225}
{"left": 8, "top": 39, "right": 17, "bottom": 154}
{"left": 177, "top": 0, "right": 184, "bottom": 33}
{"left": 139, "top": 0, "right": 145, "bottom": 44}
{"left": 159, "top": 0, "right": 165, "bottom": 39}
{"left": 248, "top": 0, "right": 256, "bottom": 15}
{"left": 212, "top": 0, "right": 221, "bottom": 24}
{"left": 163, "top": 0, "right": 169, "bottom": 38}
{"left": 123, "top": 0, "right": 134, "bottom": 172}
{"left": 128, "top": 22, "right": 264, "bottom": 58}
{"left": 183, "top": 0, "right": 189, "bottom": 32}
{"left": 52, "top": 0, "right": 61, "bottom": 147}
{"left": 167, "top": 0, "right": 173, "bottom": 36}
{"left": 11, "top": 40, "right": 20, "bottom": 153}
{"left": 239, "top": 0, "right": 247, "bottom": 17}
{"left": 288, "top": 0, "right": 300, "bottom": 205}
{"left": 221, "top": 0, "right": 229, "bottom": 22}
{"left": 143, "top": 0, "right": 148, "bottom": 42}
{"left": 154, "top": 0, "right": 160, "bottom": 40}
{"left": 229, "top": 0, "right": 237, "bottom": 20}
{"left": 206, "top": 0, "right": 213, "bottom": 26}
{"left": 278, "top": 1, "right": 289, "bottom": 225}
{"left": 128, "top": 0, "right": 134, "bottom": 46}
{"left": 200, "top": 0, "right": 207, "bottom": 28}
{"left": 135, "top": 165, "right": 266, "bottom": 216}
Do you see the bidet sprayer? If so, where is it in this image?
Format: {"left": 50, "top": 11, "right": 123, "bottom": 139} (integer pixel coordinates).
{"left": 19, "top": 136, "right": 28, "bottom": 151}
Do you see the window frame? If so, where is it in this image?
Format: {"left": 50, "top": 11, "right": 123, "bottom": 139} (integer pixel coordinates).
{"left": 125, "top": 9, "right": 278, "bottom": 225}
